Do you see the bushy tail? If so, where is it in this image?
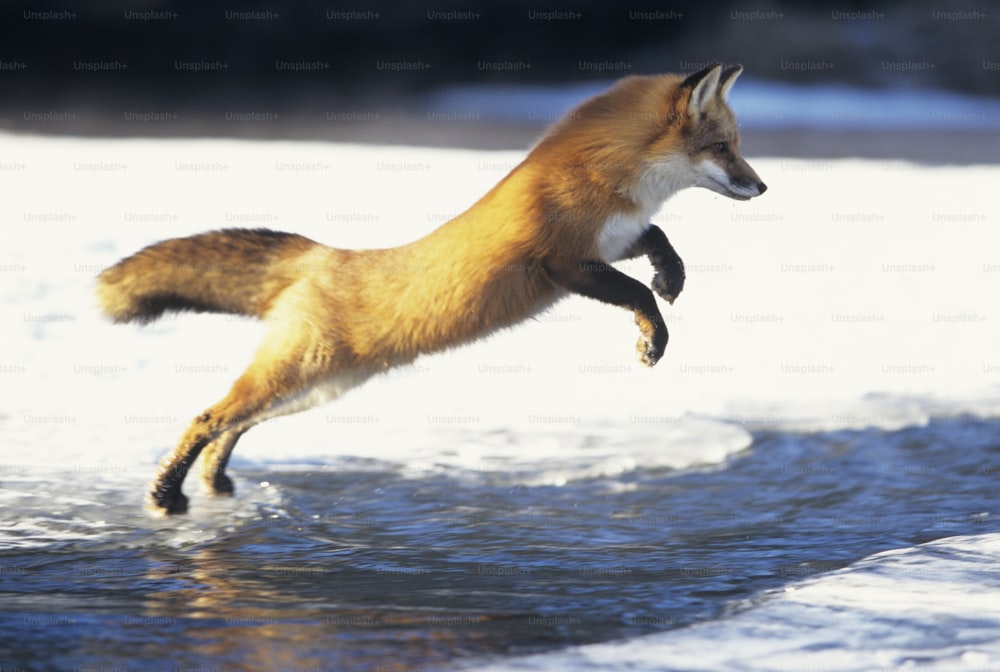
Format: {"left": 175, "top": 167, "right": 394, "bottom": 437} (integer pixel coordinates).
{"left": 97, "top": 228, "right": 317, "bottom": 323}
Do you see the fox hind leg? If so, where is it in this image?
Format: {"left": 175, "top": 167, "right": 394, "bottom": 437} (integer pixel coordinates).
{"left": 147, "top": 349, "right": 368, "bottom": 514}
{"left": 146, "top": 380, "right": 272, "bottom": 516}
{"left": 147, "top": 317, "right": 310, "bottom": 516}
{"left": 198, "top": 427, "right": 247, "bottom": 496}
{"left": 145, "top": 323, "right": 316, "bottom": 517}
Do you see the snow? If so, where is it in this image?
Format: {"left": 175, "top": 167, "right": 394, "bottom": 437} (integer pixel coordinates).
{"left": 465, "top": 533, "right": 1000, "bottom": 672}
{"left": 2, "top": 133, "right": 999, "bottom": 484}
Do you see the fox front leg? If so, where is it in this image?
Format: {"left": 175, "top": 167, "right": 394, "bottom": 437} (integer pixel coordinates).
{"left": 544, "top": 258, "right": 668, "bottom": 367}
{"left": 624, "top": 225, "right": 686, "bottom": 305}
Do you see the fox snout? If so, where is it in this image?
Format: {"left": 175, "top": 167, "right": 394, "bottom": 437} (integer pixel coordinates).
{"left": 721, "top": 178, "right": 767, "bottom": 201}
{"left": 734, "top": 156, "right": 767, "bottom": 198}
{"left": 694, "top": 154, "right": 767, "bottom": 201}
{"left": 729, "top": 157, "right": 767, "bottom": 200}
{"left": 713, "top": 148, "right": 767, "bottom": 201}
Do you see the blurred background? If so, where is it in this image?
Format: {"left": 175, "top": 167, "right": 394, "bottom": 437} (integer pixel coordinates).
{"left": 1, "top": 0, "right": 998, "bottom": 161}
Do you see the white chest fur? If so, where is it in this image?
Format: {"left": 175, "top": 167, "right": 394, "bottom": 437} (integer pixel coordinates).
{"left": 597, "top": 211, "right": 651, "bottom": 261}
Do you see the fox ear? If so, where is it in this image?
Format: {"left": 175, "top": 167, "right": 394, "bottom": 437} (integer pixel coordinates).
{"left": 718, "top": 64, "right": 743, "bottom": 102}
{"left": 682, "top": 63, "right": 722, "bottom": 118}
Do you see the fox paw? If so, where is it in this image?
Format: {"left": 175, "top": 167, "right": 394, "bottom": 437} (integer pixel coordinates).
{"left": 637, "top": 338, "right": 662, "bottom": 367}
{"left": 199, "top": 473, "right": 234, "bottom": 497}
{"left": 636, "top": 325, "right": 668, "bottom": 367}
{"left": 145, "top": 489, "right": 189, "bottom": 517}
{"left": 652, "top": 270, "right": 685, "bottom": 305}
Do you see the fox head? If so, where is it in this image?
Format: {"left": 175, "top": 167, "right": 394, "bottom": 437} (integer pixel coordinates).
{"left": 533, "top": 64, "right": 767, "bottom": 216}
{"left": 670, "top": 63, "right": 767, "bottom": 202}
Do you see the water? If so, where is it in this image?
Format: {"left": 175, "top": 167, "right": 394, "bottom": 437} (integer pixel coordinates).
{"left": 2, "top": 416, "right": 998, "bottom": 671}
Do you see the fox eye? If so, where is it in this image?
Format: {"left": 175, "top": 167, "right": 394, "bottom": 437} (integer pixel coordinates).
{"left": 713, "top": 142, "right": 729, "bottom": 153}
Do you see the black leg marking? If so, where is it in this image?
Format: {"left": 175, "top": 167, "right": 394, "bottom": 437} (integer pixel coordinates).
{"left": 545, "top": 258, "right": 668, "bottom": 367}
{"left": 624, "top": 225, "right": 686, "bottom": 304}
{"left": 198, "top": 428, "right": 246, "bottom": 496}
{"left": 146, "top": 438, "right": 209, "bottom": 516}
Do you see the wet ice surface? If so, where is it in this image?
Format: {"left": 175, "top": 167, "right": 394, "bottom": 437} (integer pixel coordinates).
{"left": 2, "top": 133, "right": 1000, "bottom": 670}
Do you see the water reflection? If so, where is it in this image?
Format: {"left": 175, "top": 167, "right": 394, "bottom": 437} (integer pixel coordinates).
{"left": 136, "top": 521, "right": 529, "bottom": 670}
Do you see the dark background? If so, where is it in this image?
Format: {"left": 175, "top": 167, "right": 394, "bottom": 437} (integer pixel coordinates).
{"left": 1, "top": 0, "right": 997, "bottom": 157}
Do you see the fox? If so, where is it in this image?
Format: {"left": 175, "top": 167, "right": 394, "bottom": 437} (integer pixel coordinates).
{"left": 97, "top": 63, "right": 766, "bottom": 516}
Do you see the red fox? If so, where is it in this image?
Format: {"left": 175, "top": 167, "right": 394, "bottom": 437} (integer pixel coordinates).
{"left": 98, "top": 64, "right": 766, "bottom": 516}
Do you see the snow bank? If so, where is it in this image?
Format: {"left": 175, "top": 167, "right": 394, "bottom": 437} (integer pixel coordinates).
{"left": 3, "top": 133, "right": 999, "bottom": 481}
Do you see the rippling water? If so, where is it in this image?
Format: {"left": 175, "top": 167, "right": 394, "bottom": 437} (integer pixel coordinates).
{"left": 3, "top": 416, "right": 998, "bottom": 671}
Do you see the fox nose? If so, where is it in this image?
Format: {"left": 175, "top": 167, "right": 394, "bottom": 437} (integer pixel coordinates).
{"left": 757, "top": 182, "right": 768, "bottom": 195}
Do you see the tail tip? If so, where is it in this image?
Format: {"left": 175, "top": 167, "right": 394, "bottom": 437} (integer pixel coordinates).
{"left": 95, "top": 266, "right": 144, "bottom": 324}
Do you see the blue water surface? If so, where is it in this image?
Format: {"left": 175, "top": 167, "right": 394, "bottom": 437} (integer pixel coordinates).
{"left": 1, "top": 415, "right": 998, "bottom": 671}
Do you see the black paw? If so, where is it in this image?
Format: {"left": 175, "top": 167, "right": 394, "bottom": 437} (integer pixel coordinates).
{"left": 200, "top": 473, "right": 234, "bottom": 497}
{"left": 146, "top": 486, "right": 189, "bottom": 517}
{"left": 652, "top": 266, "right": 685, "bottom": 305}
